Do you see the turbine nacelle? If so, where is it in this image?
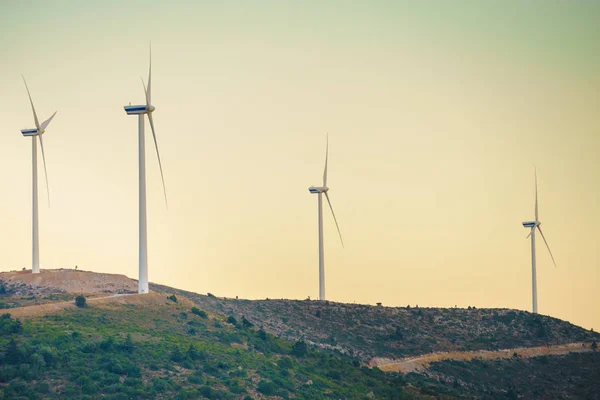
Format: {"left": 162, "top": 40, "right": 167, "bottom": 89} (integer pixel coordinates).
{"left": 522, "top": 221, "right": 539, "bottom": 228}
{"left": 21, "top": 128, "right": 43, "bottom": 137}
{"left": 124, "top": 104, "right": 155, "bottom": 115}
{"left": 309, "top": 186, "right": 329, "bottom": 194}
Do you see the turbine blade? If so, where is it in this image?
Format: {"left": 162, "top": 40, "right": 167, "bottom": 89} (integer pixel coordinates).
{"left": 22, "top": 76, "right": 40, "bottom": 129}
{"left": 38, "top": 135, "right": 50, "bottom": 207}
{"left": 525, "top": 227, "right": 534, "bottom": 239}
{"left": 40, "top": 111, "right": 57, "bottom": 130}
{"left": 324, "top": 191, "right": 344, "bottom": 247}
{"left": 147, "top": 112, "right": 168, "bottom": 208}
{"left": 537, "top": 226, "right": 556, "bottom": 267}
{"left": 323, "top": 134, "right": 328, "bottom": 187}
{"left": 534, "top": 166, "right": 538, "bottom": 222}
{"left": 141, "top": 78, "right": 150, "bottom": 107}
{"left": 148, "top": 43, "right": 152, "bottom": 106}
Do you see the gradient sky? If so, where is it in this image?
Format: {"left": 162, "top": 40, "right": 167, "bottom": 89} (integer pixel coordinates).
{"left": 1, "top": 1, "right": 598, "bottom": 330}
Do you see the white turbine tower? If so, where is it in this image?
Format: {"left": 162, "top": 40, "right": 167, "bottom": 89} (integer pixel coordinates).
{"left": 20, "top": 76, "right": 56, "bottom": 274}
{"left": 124, "top": 46, "right": 167, "bottom": 294}
{"left": 522, "top": 168, "right": 556, "bottom": 314}
{"left": 308, "top": 136, "right": 344, "bottom": 301}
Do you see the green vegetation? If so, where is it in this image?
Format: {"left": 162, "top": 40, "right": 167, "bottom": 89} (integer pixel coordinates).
{"left": 0, "top": 298, "right": 420, "bottom": 399}
{"left": 0, "top": 280, "right": 597, "bottom": 399}
{"left": 191, "top": 307, "right": 207, "bottom": 319}
{"left": 75, "top": 295, "right": 86, "bottom": 308}
{"left": 407, "top": 352, "right": 600, "bottom": 399}
{"left": 167, "top": 294, "right": 178, "bottom": 303}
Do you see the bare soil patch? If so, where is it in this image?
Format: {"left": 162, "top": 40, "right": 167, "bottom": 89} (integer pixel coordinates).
{"left": 0, "top": 268, "right": 137, "bottom": 295}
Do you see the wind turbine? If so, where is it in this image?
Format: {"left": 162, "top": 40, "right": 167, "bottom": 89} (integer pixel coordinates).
{"left": 123, "top": 45, "right": 167, "bottom": 294}
{"left": 521, "top": 168, "right": 556, "bottom": 314}
{"left": 20, "top": 76, "right": 55, "bottom": 274}
{"left": 308, "top": 136, "right": 344, "bottom": 301}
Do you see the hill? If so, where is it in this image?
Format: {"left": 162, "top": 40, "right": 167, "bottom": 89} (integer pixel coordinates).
{"left": 0, "top": 269, "right": 598, "bottom": 399}
{"left": 150, "top": 284, "right": 598, "bottom": 362}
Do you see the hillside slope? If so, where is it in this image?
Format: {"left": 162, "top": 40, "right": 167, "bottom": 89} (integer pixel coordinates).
{"left": 150, "top": 284, "right": 598, "bottom": 362}
{"left": 1, "top": 271, "right": 598, "bottom": 399}
{"left": 0, "top": 292, "right": 425, "bottom": 399}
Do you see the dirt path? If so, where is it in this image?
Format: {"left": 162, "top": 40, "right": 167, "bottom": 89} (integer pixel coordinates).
{"left": 7, "top": 293, "right": 133, "bottom": 319}
{"left": 375, "top": 342, "right": 594, "bottom": 373}
{"left": 6, "top": 292, "right": 197, "bottom": 319}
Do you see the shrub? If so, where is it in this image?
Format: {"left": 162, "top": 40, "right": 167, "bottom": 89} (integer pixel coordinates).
{"left": 291, "top": 340, "right": 308, "bottom": 357}
{"left": 278, "top": 357, "right": 293, "bottom": 370}
{"left": 170, "top": 346, "right": 184, "bottom": 362}
{"left": 226, "top": 316, "right": 237, "bottom": 325}
{"left": 258, "top": 328, "right": 268, "bottom": 341}
{"left": 257, "top": 380, "right": 276, "bottom": 395}
{"left": 191, "top": 307, "right": 207, "bottom": 318}
{"left": 199, "top": 385, "right": 215, "bottom": 398}
{"left": 75, "top": 296, "right": 86, "bottom": 308}
{"left": 241, "top": 316, "right": 254, "bottom": 328}
{"left": 188, "top": 374, "right": 203, "bottom": 384}
{"left": 122, "top": 334, "right": 134, "bottom": 353}
{"left": 167, "top": 295, "right": 178, "bottom": 303}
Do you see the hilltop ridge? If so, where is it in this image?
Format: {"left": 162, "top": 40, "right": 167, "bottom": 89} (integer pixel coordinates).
{"left": 150, "top": 283, "right": 598, "bottom": 363}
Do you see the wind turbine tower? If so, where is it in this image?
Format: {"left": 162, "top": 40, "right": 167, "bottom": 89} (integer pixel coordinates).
{"left": 20, "top": 76, "right": 56, "bottom": 274}
{"left": 308, "top": 136, "right": 344, "bottom": 301}
{"left": 521, "top": 168, "right": 556, "bottom": 314}
{"left": 123, "top": 46, "right": 168, "bottom": 294}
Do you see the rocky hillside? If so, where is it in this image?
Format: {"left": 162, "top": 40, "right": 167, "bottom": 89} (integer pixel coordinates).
{"left": 0, "top": 271, "right": 597, "bottom": 399}
{"left": 151, "top": 284, "right": 599, "bottom": 362}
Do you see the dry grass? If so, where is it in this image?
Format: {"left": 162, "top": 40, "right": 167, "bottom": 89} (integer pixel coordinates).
{"left": 7, "top": 292, "right": 196, "bottom": 319}
{"left": 1, "top": 268, "right": 137, "bottom": 294}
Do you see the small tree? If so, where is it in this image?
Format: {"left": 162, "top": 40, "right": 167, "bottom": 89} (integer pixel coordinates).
{"left": 241, "top": 316, "right": 254, "bottom": 329}
{"left": 123, "top": 333, "right": 134, "bottom": 353}
{"left": 187, "top": 344, "right": 199, "bottom": 360}
{"left": 170, "top": 345, "right": 184, "bottom": 362}
{"left": 257, "top": 328, "right": 268, "bottom": 341}
{"left": 75, "top": 295, "right": 86, "bottom": 308}
{"left": 592, "top": 341, "right": 598, "bottom": 351}
{"left": 291, "top": 340, "right": 308, "bottom": 357}
{"left": 167, "top": 294, "right": 178, "bottom": 303}
{"left": 191, "top": 307, "right": 207, "bottom": 318}
{"left": 5, "top": 338, "right": 21, "bottom": 364}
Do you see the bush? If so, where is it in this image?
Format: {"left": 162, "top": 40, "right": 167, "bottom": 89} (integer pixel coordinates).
{"left": 75, "top": 296, "right": 86, "bottom": 308}
{"left": 291, "top": 340, "right": 308, "bottom": 357}
{"left": 199, "top": 386, "right": 215, "bottom": 398}
{"left": 191, "top": 307, "right": 207, "bottom": 318}
{"left": 241, "top": 316, "right": 253, "bottom": 329}
{"left": 167, "top": 295, "right": 178, "bottom": 303}
{"left": 226, "top": 316, "right": 237, "bottom": 325}
{"left": 257, "top": 380, "right": 276, "bottom": 395}
{"left": 258, "top": 328, "right": 268, "bottom": 341}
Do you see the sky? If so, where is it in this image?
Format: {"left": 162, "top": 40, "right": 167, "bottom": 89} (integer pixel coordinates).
{"left": 1, "top": 1, "right": 598, "bottom": 331}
